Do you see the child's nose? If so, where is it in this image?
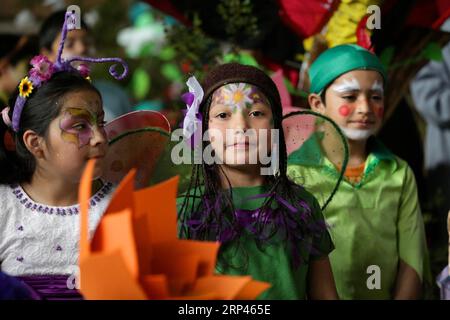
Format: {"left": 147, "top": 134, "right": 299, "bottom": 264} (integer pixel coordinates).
{"left": 90, "top": 126, "right": 107, "bottom": 147}
{"left": 231, "top": 112, "right": 249, "bottom": 131}
{"left": 356, "top": 96, "right": 372, "bottom": 114}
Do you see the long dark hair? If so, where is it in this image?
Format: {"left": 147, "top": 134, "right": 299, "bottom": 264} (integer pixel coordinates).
{"left": 178, "top": 77, "right": 326, "bottom": 268}
{"left": 0, "top": 71, "right": 101, "bottom": 184}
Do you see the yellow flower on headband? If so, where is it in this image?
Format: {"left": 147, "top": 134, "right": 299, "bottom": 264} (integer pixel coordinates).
{"left": 85, "top": 76, "right": 92, "bottom": 83}
{"left": 18, "top": 77, "right": 33, "bottom": 98}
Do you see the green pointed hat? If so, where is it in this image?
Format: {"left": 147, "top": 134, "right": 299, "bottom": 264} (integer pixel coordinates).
{"left": 309, "top": 44, "right": 387, "bottom": 94}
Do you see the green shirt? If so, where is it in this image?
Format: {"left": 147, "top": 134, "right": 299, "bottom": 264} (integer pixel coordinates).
{"left": 177, "top": 184, "right": 334, "bottom": 299}
{"left": 287, "top": 135, "right": 428, "bottom": 299}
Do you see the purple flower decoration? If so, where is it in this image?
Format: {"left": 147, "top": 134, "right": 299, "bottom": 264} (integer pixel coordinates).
{"left": 10, "top": 11, "right": 129, "bottom": 133}
{"left": 29, "top": 55, "right": 55, "bottom": 82}
{"left": 181, "top": 92, "right": 195, "bottom": 106}
{"left": 76, "top": 63, "right": 90, "bottom": 77}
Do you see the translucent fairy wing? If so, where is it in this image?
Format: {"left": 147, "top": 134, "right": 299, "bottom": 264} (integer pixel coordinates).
{"left": 148, "top": 139, "right": 194, "bottom": 196}
{"left": 283, "top": 109, "right": 349, "bottom": 210}
{"left": 102, "top": 110, "right": 171, "bottom": 189}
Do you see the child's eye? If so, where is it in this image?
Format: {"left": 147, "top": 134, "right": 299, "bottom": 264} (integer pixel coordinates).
{"left": 342, "top": 95, "right": 356, "bottom": 101}
{"left": 215, "top": 112, "right": 229, "bottom": 119}
{"left": 372, "top": 95, "right": 383, "bottom": 101}
{"left": 98, "top": 120, "right": 107, "bottom": 127}
{"left": 72, "top": 123, "right": 87, "bottom": 130}
{"left": 249, "top": 110, "right": 264, "bottom": 117}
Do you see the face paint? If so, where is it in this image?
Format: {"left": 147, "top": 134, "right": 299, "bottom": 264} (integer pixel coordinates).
{"left": 375, "top": 106, "right": 384, "bottom": 118}
{"left": 331, "top": 78, "right": 361, "bottom": 93}
{"left": 338, "top": 105, "right": 352, "bottom": 117}
{"left": 340, "top": 126, "right": 374, "bottom": 141}
{"left": 59, "top": 107, "right": 102, "bottom": 148}
{"left": 370, "top": 80, "right": 384, "bottom": 119}
{"left": 371, "top": 80, "right": 384, "bottom": 93}
{"left": 212, "top": 83, "right": 270, "bottom": 112}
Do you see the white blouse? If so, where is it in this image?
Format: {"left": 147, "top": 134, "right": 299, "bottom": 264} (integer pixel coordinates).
{"left": 0, "top": 182, "right": 114, "bottom": 276}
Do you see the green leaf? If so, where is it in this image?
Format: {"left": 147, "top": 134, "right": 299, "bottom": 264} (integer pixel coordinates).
{"left": 222, "top": 52, "right": 258, "bottom": 66}
{"left": 161, "top": 63, "right": 182, "bottom": 81}
{"left": 159, "top": 46, "right": 176, "bottom": 61}
{"left": 380, "top": 46, "right": 395, "bottom": 69}
{"left": 131, "top": 68, "right": 151, "bottom": 100}
{"left": 422, "top": 42, "right": 443, "bottom": 61}
{"left": 135, "top": 12, "right": 154, "bottom": 28}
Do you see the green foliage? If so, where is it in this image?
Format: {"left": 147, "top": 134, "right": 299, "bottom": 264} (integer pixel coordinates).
{"left": 217, "top": 0, "right": 259, "bottom": 41}
{"left": 165, "top": 13, "right": 222, "bottom": 78}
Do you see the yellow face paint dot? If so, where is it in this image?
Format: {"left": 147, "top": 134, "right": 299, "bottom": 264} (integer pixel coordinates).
{"left": 233, "top": 91, "right": 244, "bottom": 103}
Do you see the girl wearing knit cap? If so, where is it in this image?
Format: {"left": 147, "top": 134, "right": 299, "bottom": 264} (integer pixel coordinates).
{"left": 177, "top": 63, "right": 339, "bottom": 299}
{"left": 288, "top": 44, "right": 428, "bottom": 299}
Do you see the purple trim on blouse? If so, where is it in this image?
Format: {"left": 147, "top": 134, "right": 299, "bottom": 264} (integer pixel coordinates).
{"left": 9, "top": 182, "right": 113, "bottom": 216}
{"left": 15, "top": 275, "right": 83, "bottom": 300}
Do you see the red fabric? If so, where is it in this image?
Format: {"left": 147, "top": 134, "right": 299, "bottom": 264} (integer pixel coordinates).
{"left": 145, "top": 0, "right": 190, "bottom": 25}
{"left": 263, "top": 58, "right": 299, "bottom": 88}
{"left": 381, "top": 0, "right": 450, "bottom": 30}
{"left": 277, "top": 0, "right": 340, "bottom": 38}
{"left": 356, "top": 15, "right": 373, "bottom": 52}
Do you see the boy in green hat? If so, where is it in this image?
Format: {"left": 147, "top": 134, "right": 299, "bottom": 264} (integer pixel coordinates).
{"left": 287, "top": 44, "right": 428, "bottom": 299}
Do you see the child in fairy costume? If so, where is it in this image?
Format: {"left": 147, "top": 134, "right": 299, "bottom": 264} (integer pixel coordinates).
{"left": 287, "top": 44, "right": 428, "bottom": 299}
{"left": 0, "top": 12, "right": 128, "bottom": 297}
{"left": 177, "top": 63, "right": 339, "bottom": 299}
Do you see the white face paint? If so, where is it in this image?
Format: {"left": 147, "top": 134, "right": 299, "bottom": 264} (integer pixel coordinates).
{"left": 371, "top": 80, "right": 384, "bottom": 93}
{"left": 331, "top": 78, "right": 361, "bottom": 93}
{"left": 340, "top": 126, "right": 374, "bottom": 141}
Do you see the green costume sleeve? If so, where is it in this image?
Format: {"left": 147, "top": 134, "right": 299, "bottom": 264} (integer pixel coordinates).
{"left": 397, "top": 166, "right": 427, "bottom": 282}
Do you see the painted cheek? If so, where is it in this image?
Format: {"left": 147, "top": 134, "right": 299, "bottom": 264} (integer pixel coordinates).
{"left": 77, "top": 129, "right": 93, "bottom": 147}
{"left": 338, "top": 105, "right": 351, "bottom": 117}
{"left": 375, "top": 106, "right": 384, "bottom": 118}
{"left": 61, "top": 131, "right": 80, "bottom": 145}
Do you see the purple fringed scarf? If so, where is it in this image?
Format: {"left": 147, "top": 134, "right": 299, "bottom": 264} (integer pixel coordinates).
{"left": 183, "top": 192, "right": 329, "bottom": 268}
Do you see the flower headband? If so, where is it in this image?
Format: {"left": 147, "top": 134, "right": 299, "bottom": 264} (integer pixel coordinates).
{"left": 6, "top": 11, "right": 129, "bottom": 133}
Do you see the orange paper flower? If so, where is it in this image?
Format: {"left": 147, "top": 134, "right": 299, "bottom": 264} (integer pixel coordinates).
{"left": 78, "top": 159, "right": 270, "bottom": 300}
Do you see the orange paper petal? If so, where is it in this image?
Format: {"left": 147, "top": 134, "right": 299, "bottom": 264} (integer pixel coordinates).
{"left": 140, "top": 274, "right": 170, "bottom": 299}
{"left": 79, "top": 250, "right": 147, "bottom": 300}
{"left": 235, "top": 280, "right": 271, "bottom": 300}
{"left": 188, "top": 275, "right": 252, "bottom": 300}
{"left": 90, "top": 209, "right": 139, "bottom": 279}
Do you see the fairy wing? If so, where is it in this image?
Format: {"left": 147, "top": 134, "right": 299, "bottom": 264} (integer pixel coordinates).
{"left": 283, "top": 109, "right": 348, "bottom": 210}
{"left": 102, "top": 110, "right": 171, "bottom": 189}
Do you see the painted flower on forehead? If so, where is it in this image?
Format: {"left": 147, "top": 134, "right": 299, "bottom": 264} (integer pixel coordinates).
{"left": 221, "top": 83, "right": 253, "bottom": 110}
{"left": 29, "top": 55, "right": 55, "bottom": 82}
{"left": 18, "top": 77, "right": 33, "bottom": 98}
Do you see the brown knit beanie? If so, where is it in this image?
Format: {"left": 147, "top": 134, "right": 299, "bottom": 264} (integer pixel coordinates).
{"left": 200, "top": 63, "right": 282, "bottom": 114}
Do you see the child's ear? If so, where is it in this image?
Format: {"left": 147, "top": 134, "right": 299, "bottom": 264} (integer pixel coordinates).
{"left": 22, "top": 130, "right": 45, "bottom": 159}
{"left": 308, "top": 93, "right": 326, "bottom": 114}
